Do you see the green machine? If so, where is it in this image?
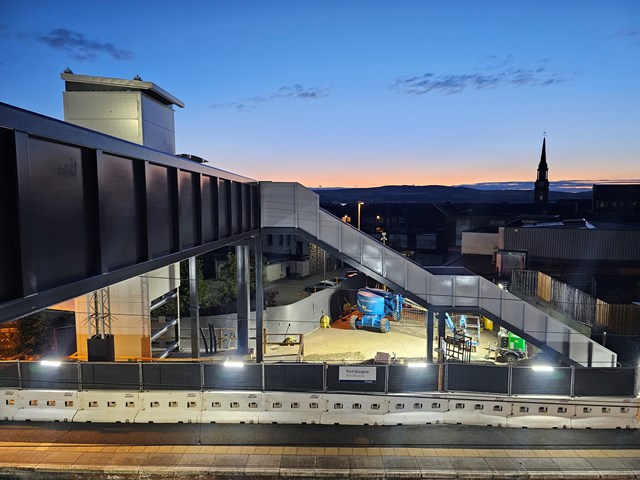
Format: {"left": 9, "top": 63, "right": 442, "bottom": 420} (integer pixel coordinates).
{"left": 497, "top": 329, "right": 526, "bottom": 364}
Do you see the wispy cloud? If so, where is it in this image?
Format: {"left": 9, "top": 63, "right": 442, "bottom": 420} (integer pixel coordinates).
{"left": 211, "top": 84, "right": 330, "bottom": 110}
{"left": 459, "top": 179, "right": 640, "bottom": 193}
{"left": 392, "top": 57, "right": 569, "bottom": 96}
{"left": 32, "top": 28, "right": 133, "bottom": 61}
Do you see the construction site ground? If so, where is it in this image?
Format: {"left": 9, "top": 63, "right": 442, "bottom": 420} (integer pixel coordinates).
{"left": 264, "top": 314, "right": 506, "bottom": 365}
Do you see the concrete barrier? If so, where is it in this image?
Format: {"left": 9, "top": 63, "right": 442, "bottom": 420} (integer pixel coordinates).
{"left": 74, "top": 391, "right": 140, "bottom": 423}
{"left": 383, "top": 395, "right": 447, "bottom": 425}
{"left": 570, "top": 398, "right": 637, "bottom": 429}
{"left": 259, "top": 392, "right": 326, "bottom": 424}
{"left": 0, "top": 389, "right": 20, "bottom": 421}
{"left": 200, "top": 391, "right": 264, "bottom": 424}
{"left": 320, "top": 394, "right": 389, "bottom": 426}
{"left": 0, "top": 387, "right": 637, "bottom": 429}
{"left": 135, "top": 391, "right": 202, "bottom": 423}
{"left": 506, "top": 400, "right": 575, "bottom": 429}
{"left": 13, "top": 390, "right": 78, "bottom": 422}
{"left": 443, "top": 397, "right": 509, "bottom": 427}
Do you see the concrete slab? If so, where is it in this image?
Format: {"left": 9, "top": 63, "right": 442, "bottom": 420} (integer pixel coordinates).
{"left": 246, "top": 453, "right": 282, "bottom": 467}
{"left": 585, "top": 457, "right": 629, "bottom": 470}
{"left": 142, "top": 453, "right": 183, "bottom": 466}
{"left": 382, "top": 455, "right": 419, "bottom": 469}
{"left": 73, "top": 452, "right": 118, "bottom": 466}
{"left": 316, "top": 455, "right": 350, "bottom": 469}
{"left": 485, "top": 457, "right": 526, "bottom": 472}
{"left": 517, "top": 457, "right": 559, "bottom": 471}
{"left": 415, "top": 456, "right": 455, "bottom": 470}
{"left": 280, "top": 454, "right": 317, "bottom": 469}
{"left": 106, "top": 452, "right": 148, "bottom": 467}
{"left": 210, "top": 453, "right": 249, "bottom": 467}
{"left": 350, "top": 455, "right": 384, "bottom": 469}
{"left": 177, "top": 452, "right": 215, "bottom": 466}
{"left": 551, "top": 457, "right": 597, "bottom": 471}
{"left": 450, "top": 456, "right": 491, "bottom": 471}
{"left": 619, "top": 458, "right": 640, "bottom": 469}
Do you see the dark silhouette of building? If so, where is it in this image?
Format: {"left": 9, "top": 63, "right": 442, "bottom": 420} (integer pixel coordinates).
{"left": 534, "top": 137, "right": 549, "bottom": 205}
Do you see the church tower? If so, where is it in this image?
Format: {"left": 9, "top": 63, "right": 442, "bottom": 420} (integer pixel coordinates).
{"left": 534, "top": 137, "right": 549, "bottom": 205}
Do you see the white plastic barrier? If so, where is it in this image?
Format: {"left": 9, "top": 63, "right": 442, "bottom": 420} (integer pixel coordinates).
{"left": 13, "top": 390, "right": 78, "bottom": 422}
{"left": 200, "top": 391, "right": 264, "bottom": 424}
{"left": 0, "top": 389, "right": 21, "bottom": 421}
{"left": 259, "top": 392, "right": 326, "bottom": 424}
{"left": 570, "top": 398, "right": 637, "bottom": 429}
{"left": 383, "top": 396, "right": 446, "bottom": 425}
{"left": 74, "top": 391, "right": 141, "bottom": 423}
{"left": 443, "top": 397, "right": 509, "bottom": 427}
{"left": 135, "top": 391, "right": 202, "bottom": 424}
{"left": 320, "top": 394, "right": 389, "bottom": 426}
{"left": 506, "top": 400, "right": 575, "bottom": 429}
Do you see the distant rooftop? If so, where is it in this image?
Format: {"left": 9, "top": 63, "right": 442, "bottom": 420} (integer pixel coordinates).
{"left": 60, "top": 71, "right": 184, "bottom": 108}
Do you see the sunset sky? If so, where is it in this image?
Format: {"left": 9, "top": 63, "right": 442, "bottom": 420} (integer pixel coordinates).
{"left": 1, "top": 0, "right": 638, "bottom": 188}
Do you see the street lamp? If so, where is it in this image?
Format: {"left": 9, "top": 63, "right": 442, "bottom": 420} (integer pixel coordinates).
{"left": 357, "top": 201, "right": 364, "bottom": 230}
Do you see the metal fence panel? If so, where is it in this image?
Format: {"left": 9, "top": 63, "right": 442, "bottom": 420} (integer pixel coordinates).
{"left": 326, "top": 365, "right": 386, "bottom": 392}
{"left": 81, "top": 363, "right": 140, "bottom": 390}
{"left": 203, "top": 364, "right": 262, "bottom": 390}
{"left": 0, "top": 362, "right": 19, "bottom": 388}
{"left": 387, "top": 365, "right": 438, "bottom": 392}
{"left": 20, "top": 362, "right": 79, "bottom": 390}
{"left": 574, "top": 368, "right": 636, "bottom": 397}
{"left": 446, "top": 363, "right": 509, "bottom": 394}
{"left": 142, "top": 363, "right": 200, "bottom": 390}
{"left": 511, "top": 367, "right": 572, "bottom": 396}
{"left": 265, "top": 364, "right": 324, "bottom": 391}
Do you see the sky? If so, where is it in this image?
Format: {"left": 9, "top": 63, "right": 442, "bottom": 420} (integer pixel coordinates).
{"left": 1, "top": 0, "right": 639, "bottom": 188}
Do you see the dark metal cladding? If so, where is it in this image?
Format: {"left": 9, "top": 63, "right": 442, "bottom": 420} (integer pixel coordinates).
{"left": 0, "top": 102, "right": 258, "bottom": 322}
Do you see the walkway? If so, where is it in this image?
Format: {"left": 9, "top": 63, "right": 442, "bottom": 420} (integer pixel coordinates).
{"left": 0, "top": 442, "right": 637, "bottom": 478}
{"left": 0, "top": 422, "right": 638, "bottom": 478}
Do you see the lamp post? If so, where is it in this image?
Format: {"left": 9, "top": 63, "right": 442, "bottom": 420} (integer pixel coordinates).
{"left": 357, "top": 201, "right": 364, "bottom": 230}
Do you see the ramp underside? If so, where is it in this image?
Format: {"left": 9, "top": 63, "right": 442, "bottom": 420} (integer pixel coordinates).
{"left": 260, "top": 182, "right": 616, "bottom": 368}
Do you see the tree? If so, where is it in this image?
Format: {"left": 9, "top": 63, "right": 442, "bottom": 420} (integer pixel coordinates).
{"left": 154, "top": 259, "right": 212, "bottom": 318}
{"left": 207, "top": 251, "right": 278, "bottom": 315}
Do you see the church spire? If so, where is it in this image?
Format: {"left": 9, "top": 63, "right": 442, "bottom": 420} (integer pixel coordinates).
{"left": 538, "top": 136, "right": 548, "bottom": 174}
{"left": 534, "top": 136, "right": 549, "bottom": 205}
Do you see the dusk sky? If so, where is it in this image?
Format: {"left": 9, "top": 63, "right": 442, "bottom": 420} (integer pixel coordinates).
{"left": 1, "top": 1, "right": 638, "bottom": 188}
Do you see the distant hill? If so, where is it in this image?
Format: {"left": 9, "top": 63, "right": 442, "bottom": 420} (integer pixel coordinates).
{"left": 314, "top": 185, "right": 592, "bottom": 204}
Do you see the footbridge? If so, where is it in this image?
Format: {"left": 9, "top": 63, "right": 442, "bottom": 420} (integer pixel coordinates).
{"left": 0, "top": 102, "right": 259, "bottom": 322}
{"left": 0, "top": 101, "right": 616, "bottom": 367}
{"left": 260, "top": 182, "right": 617, "bottom": 367}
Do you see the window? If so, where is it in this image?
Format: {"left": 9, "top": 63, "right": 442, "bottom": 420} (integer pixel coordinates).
{"left": 279, "top": 235, "right": 284, "bottom": 246}
{"left": 267, "top": 235, "right": 273, "bottom": 246}
{"left": 286, "top": 235, "right": 291, "bottom": 247}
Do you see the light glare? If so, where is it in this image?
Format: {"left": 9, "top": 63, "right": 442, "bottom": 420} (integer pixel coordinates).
{"left": 40, "top": 360, "right": 62, "bottom": 367}
{"left": 531, "top": 365, "right": 554, "bottom": 372}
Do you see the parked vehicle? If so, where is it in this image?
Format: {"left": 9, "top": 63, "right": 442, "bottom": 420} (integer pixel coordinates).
{"left": 304, "top": 280, "right": 337, "bottom": 293}
{"left": 345, "top": 269, "right": 359, "bottom": 278}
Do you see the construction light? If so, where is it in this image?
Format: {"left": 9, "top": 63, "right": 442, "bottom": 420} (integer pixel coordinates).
{"left": 223, "top": 359, "right": 244, "bottom": 368}
{"left": 40, "top": 360, "right": 62, "bottom": 367}
{"left": 531, "top": 365, "right": 554, "bottom": 372}
{"left": 407, "top": 362, "right": 428, "bottom": 368}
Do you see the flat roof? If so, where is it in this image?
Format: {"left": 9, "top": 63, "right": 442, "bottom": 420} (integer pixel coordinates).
{"left": 61, "top": 72, "right": 184, "bottom": 108}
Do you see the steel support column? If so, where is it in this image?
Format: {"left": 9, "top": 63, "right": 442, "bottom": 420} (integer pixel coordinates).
{"left": 236, "top": 245, "right": 250, "bottom": 355}
{"left": 427, "top": 309, "right": 434, "bottom": 363}
{"left": 189, "top": 257, "right": 200, "bottom": 359}
{"left": 254, "top": 236, "right": 264, "bottom": 363}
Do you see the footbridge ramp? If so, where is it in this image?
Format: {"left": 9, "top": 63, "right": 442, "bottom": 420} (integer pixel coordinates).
{"left": 260, "top": 182, "right": 616, "bottom": 367}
